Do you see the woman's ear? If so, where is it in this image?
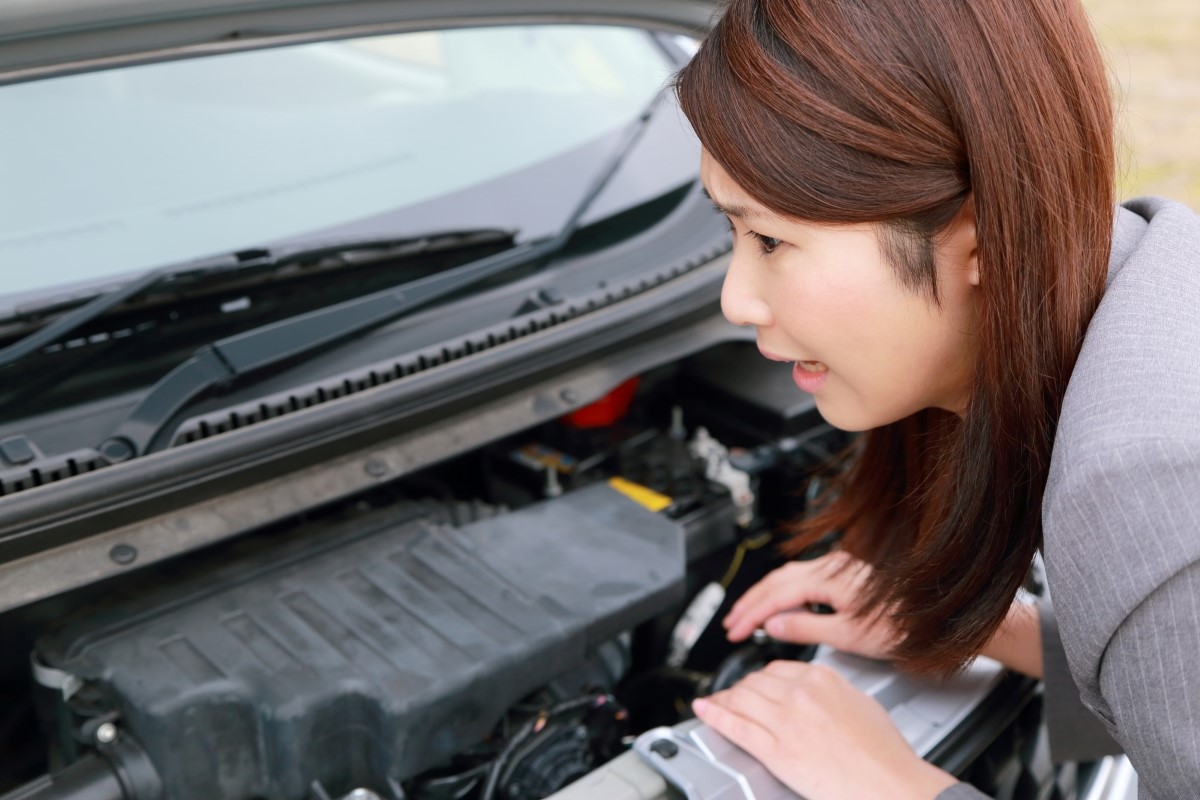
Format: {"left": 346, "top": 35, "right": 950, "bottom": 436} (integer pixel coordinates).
{"left": 945, "top": 195, "right": 980, "bottom": 287}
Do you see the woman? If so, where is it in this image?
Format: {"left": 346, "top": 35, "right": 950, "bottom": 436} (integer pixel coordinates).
{"left": 675, "top": 0, "right": 1200, "bottom": 797}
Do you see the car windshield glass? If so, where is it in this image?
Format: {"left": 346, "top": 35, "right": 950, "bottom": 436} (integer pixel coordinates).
{"left": 0, "top": 25, "right": 675, "bottom": 299}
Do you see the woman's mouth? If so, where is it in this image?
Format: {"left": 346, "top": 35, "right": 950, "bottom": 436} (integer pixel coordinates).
{"left": 792, "top": 360, "right": 829, "bottom": 393}
{"left": 757, "top": 346, "right": 829, "bottom": 392}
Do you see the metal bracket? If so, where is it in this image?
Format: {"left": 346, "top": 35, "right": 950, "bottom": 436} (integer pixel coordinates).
{"left": 634, "top": 723, "right": 800, "bottom": 800}
{"left": 634, "top": 649, "right": 1007, "bottom": 800}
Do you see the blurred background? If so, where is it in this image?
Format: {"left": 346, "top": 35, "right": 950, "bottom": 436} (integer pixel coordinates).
{"left": 1085, "top": 0, "right": 1200, "bottom": 209}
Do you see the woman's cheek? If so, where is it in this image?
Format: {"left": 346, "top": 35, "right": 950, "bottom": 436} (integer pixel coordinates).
{"left": 823, "top": 342, "right": 932, "bottom": 431}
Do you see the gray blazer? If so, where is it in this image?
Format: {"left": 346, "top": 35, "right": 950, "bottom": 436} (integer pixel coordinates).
{"left": 940, "top": 198, "right": 1200, "bottom": 800}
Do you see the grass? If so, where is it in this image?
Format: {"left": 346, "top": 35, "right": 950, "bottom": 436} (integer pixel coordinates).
{"left": 1083, "top": 0, "right": 1200, "bottom": 209}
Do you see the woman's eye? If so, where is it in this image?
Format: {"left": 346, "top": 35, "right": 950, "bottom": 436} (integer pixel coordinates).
{"left": 723, "top": 219, "right": 783, "bottom": 256}
{"left": 745, "top": 230, "right": 782, "bottom": 255}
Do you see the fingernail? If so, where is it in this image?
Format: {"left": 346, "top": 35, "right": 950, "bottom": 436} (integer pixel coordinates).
{"left": 765, "top": 618, "right": 783, "bottom": 636}
{"left": 692, "top": 698, "right": 711, "bottom": 716}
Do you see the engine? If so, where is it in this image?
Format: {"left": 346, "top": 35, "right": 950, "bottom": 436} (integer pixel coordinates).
{"left": 1, "top": 343, "right": 1067, "bottom": 800}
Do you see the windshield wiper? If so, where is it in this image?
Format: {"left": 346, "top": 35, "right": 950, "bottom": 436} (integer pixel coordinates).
{"left": 92, "top": 89, "right": 667, "bottom": 461}
{"left": 0, "top": 228, "right": 515, "bottom": 370}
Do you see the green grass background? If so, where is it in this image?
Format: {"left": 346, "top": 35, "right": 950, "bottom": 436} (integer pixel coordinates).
{"left": 1085, "top": 0, "right": 1200, "bottom": 209}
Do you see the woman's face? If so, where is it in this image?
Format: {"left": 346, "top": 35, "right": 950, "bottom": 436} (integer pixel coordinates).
{"left": 701, "top": 151, "right": 981, "bottom": 431}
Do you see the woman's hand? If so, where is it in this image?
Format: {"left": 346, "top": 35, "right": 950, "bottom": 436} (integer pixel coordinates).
{"left": 723, "top": 551, "right": 898, "bottom": 659}
{"left": 692, "top": 660, "right": 957, "bottom": 800}
{"left": 981, "top": 600, "right": 1043, "bottom": 678}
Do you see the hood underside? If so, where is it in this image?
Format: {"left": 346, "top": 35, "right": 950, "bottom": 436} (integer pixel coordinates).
{"left": 0, "top": 0, "right": 717, "bottom": 85}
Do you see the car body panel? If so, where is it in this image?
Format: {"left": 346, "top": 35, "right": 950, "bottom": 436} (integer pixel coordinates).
{"left": 0, "top": 0, "right": 716, "bottom": 85}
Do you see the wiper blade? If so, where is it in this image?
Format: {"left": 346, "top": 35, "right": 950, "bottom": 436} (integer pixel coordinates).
{"left": 93, "top": 88, "right": 667, "bottom": 460}
{"left": 0, "top": 228, "right": 515, "bottom": 369}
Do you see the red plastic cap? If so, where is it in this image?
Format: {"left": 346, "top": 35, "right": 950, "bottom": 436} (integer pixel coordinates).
{"left": 563, "top": 377, "right": 640, "bottom": 428}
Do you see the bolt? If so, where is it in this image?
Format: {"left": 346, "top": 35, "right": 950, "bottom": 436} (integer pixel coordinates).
{"left": 95, "top": 723, "right": 118, "bottom": 744}
{"left": 109, "top": 544, "right": 138, "bottom": 566}
{"left": 649, "top": 738, "right": 678, "bottom": 759}
{"left": 364, "top": 459, "right": 388, "bottom": 478}
{"left": 98, "top": 438, "right": 134, "bottom": 463}
{"left": 560, "top": 388, "right": 579, "bottom": 405}
{"left": 346, "top": 790, "right": 380, "bottom": 800}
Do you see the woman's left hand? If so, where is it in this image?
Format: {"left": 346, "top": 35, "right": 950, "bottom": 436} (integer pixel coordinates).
{"left": 692, "top": 660, "right": 958, "bottom": 800}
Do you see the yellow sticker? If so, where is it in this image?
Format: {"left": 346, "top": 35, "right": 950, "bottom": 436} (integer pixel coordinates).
{"left": 607, "top": 476, "right": 673, "bottom": 512}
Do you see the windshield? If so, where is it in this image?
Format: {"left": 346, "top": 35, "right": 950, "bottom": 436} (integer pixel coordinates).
{"left": 0, "top": 25, "right": 675, "bottom": 299}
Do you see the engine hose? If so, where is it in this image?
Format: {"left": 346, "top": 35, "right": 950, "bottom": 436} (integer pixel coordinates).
{"left": 708, "top": 644, "right": 766, "bottom": 695}
{"left": 709, "top": 640, "right": 819, "bottom": 695}
{"left": 0, "top": 755, "right": 124, "bottom": 800}
{"left": 1, "top": 729, "right": 162, "bottom": 800}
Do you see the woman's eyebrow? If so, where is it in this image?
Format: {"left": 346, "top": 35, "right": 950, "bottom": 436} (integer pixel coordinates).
{"left": 701, "top": 187, "right": 761, "bottom": 221}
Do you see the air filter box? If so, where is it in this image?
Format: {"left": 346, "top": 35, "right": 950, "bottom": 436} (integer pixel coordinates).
{"left": 37, "top": 484, "right": 685, "bottom": 800}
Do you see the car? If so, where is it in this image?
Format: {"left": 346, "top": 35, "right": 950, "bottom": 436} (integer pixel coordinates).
{"left": 0, "top": 3, "right": 1136, "bottom": 800}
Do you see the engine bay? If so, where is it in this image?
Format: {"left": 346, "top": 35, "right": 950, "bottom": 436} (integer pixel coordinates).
{"left": 0, "top": 342, "right": 1058, "bottom": 800}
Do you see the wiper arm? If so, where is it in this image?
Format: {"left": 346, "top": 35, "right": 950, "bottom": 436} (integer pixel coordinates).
{"left": 0, "top": 228, "right": 515, "bottom": 369}
{"left": 95, "top": 239, "right": 545, "bottom": 460}
{"left": 94, "top": 88, "right": 667, "bottom": 461}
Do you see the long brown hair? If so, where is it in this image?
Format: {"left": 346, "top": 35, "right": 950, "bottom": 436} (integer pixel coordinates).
{"left": 678, "top": 0, "right": 1114, "bottom": 675}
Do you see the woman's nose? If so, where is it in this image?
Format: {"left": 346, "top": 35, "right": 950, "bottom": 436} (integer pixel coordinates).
{"left": 720, "top": 252, "right": 773, "bottom": 328}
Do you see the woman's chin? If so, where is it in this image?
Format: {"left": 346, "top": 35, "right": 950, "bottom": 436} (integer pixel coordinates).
{"left": 812, "top": 394, "right": 902, "bottom": 433}
{"left": 813, "top": 398, "right": 867, "bottom": 432}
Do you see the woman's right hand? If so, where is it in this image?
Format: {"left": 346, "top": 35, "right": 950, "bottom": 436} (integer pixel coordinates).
{"left": 723, "top": 550, "right": 899, "bottom": 661}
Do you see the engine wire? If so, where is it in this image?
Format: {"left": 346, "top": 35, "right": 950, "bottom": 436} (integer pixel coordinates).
{"left": 478, "top": 693, "right": 617, "bottom": 800}
{"left": 718, "top": 530, "right": 774, "bottom": 589}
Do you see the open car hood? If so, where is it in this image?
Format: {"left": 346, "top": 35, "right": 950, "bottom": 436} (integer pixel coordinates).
{"left": 0, "top": 0, "right": 718, "bottom": 85}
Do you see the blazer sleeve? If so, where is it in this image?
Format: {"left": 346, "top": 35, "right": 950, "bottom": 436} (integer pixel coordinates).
{"left": 1036, "top": 598, "right": 1123, "bottom": 762}
{"left": 1095, "top": 558, "right": 1200, "bottom": 797}
{"left": 1043, "top": 438, "right": 1200, "bottom": 799}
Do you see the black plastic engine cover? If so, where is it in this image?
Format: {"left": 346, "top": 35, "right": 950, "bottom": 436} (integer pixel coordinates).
{"left": 38, "top": 484, "right": 685, "bottom": 800}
